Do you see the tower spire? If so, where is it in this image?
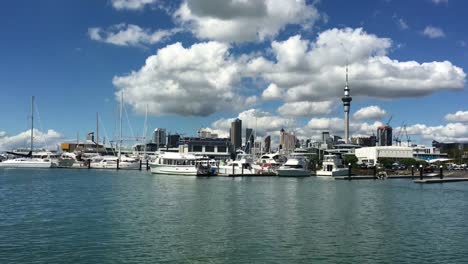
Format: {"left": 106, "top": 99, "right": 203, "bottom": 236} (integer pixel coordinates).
{"left": 342, "top": 63, "right": 352, "bottom": 144}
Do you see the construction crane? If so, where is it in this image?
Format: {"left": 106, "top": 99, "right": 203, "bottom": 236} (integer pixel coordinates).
{"left": 393, "top": 123, "right": 404, "bottom": 146}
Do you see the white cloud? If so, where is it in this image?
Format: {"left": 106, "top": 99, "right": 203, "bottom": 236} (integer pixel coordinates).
{"left": 174, "top": 0, "right": 320, "bottom": 42}
{"left": 406, "top": 123, "right": 468, "bottom": 143}
{"left": 261, "top": 83, "right": 283, "bottom": 100}
{"left": 353, "top": 105, "right": 387, "bottom": 120}
{"left": 0, "top": 129, "right": 64, "bottom": 151}
{"left": 88, "top": 24, "right": 178, "bottom": 47}
{"left": 445, "top": 110, "right": 468, "bottom": 123}
{"left": 422, "top": 26, "right": 445, "bottom": 38}
{"left": 277, "top": 101, "right": 334, "bottom": 117}
{"left": 113, "top": 41, "right": 256, "bottom": 116}
{"left": 397, "top": 18, "right": 409, "bottom": 30}
{"left": 248, "top": 28, "right": 465, "bottom": 102}
{"left": 111, "top": 0, "right": 158, "bottom": 10}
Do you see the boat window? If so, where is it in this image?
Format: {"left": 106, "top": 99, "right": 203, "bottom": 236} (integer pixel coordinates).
{"left": 193, "top": 146, "right": 202, "bottom": 152}
{"left": 217, "top": 146, "right": 227, "bottom": 152}
{"left": 205, "top": 146, "right": 214, "bottom": 152}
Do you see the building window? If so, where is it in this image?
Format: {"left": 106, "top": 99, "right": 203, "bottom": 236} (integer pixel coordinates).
{"left": 217, "top": 146, "right": 227, "bottom": 152}
{"left": 193, "top": 145, "right": 202, "bottom": 152}
{"left": 205, "top": 146, "right": 215, "bottom": 152}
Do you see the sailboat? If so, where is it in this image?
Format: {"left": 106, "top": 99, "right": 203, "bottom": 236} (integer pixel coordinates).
{"left": 0, "top": 96, "right": 53, "bottom": 168}
{"left": 90, "top": 91, "right": 139, "bottom": 170}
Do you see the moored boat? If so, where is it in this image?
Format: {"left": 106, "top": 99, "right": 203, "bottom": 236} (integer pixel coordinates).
{"left": 316, "top": 155, "right": 348, "bottom": 176}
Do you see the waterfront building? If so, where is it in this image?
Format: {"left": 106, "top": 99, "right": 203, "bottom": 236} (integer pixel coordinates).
{"left": 341, "top": 65, "right": 352, "bottom": 144}
{"left": 152, "top": 128, "right": 167, "bottom": 146}
{"left": 178, "top": 137, "right": 232, "bottom": 160}
{"left": 412, "top": 145, "right": 448, "bottom": 162}
{"left": 354, "top": 146, "right": 413, "bottom": 165}
{"left": 377, "top": 126, "right": 393, "bottom": 146}
{"left": 230, "top": 119, "right": 242, "bottom": 150}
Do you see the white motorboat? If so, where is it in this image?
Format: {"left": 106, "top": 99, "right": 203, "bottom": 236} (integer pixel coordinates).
{"left": 90, "top": 155, "right": 140, "bottom": 169}
{"left": 218, "top": 154, "right": 257, "bottom": 176}
{"left": 276, "top": 157, "right": 310, "bottom": 177}
{"left": 316, "top": 155, "right": 348, "bottom": 176}
{"left": 150, "top": 152, "right": 200, "bottom": 176}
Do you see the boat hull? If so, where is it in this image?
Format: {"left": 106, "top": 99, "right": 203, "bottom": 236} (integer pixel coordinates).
{"left": 276, "top": 168, "right": 310, "bottom": 177}
{"left": 315, "top": 169, "right": 349, "bottom": 176}
{"left": 217, "top": 166, "right": 256, "bottom": 176}
{"left": 0, "top": 159, "right": 52, "bottom": 168}
{"left": 150, "top": 164, "right": 198, "bottom": 176}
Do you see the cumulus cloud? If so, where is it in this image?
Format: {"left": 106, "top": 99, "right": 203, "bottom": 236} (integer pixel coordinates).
{"left": 406, "top": 123, "right": 468, "bottom": 143}
{"left": 111, "top": 0, "right": 158, "bottom": 10}
{"left": 113, "top": 41, "right": 256, "bottom": 116}
{"left": 353, "top": 105, "right": 387, "bottom": 120}
{"left": 88, "top": 24, "right": 178, "bottom": 47}
{"left": 277, "top": 101, "right": 334, "bottom": 117}
{"left": 422, "top": 26, "right": 445, "bottom": 38}
{"left": 445, "top": 110, "right": 468, "bottom": 123}
{"left": 0, "top": 129, "right": 64, "bottom": 151}
{"left": 174, "top": 0, "right": 320, "bottom": 42}
{"left": 248, "top": 28, "right": 465, "bottom": 102}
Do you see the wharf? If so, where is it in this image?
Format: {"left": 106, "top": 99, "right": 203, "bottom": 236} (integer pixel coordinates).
{"left": 333, "top": 174, "right": 441, "bottom": 180}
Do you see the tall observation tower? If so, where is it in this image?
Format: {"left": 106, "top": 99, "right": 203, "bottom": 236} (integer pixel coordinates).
{"left": 342, "top": 65, "right": 352, "bottom": 144}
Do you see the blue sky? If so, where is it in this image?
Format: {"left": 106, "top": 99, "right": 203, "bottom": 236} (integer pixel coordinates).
{"left": 0, "top": 0, "right": 467, "bottom": 150}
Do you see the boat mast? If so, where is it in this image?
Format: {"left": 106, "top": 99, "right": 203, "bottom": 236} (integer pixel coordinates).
{"left": 30, "top": 96, "right": 34, "bottom": 155}
{"left": 143, "top": 105, "right": 148, "bottom": 158}
{"left": 118, "top": 91, "right": 123, "bottom": 159}
{"left": 96, "top": 112, "right": 99, "bottom": 154}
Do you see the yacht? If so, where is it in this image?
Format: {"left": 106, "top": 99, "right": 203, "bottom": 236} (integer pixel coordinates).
{"left": 90, "top": 155, "right": 140, "bottom": 169}
{"left": 218, "top": 154, "right": 257, "bottom": 176}
{"left": 0, "top": 97, "right": 53, "bottom": 169}
{"left": 150, "top": 152, "right": 201, "bottom": 176}
{"left": 316, "top": 155, "right": 348, "bottom": 176}
{"left": 276, "top": 157, "right": 310, "bottom": 177}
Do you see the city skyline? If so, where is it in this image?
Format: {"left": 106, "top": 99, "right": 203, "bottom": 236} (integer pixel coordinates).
{"left": 1, "top": 0, "right": 468, "bottom": 151}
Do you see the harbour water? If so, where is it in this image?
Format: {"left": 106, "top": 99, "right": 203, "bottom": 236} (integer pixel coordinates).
{"left": 1, "top": 169, "right": 468, "bottom": 263}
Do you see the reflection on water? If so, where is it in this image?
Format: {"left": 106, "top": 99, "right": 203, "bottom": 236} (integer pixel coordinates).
{"left": 1, "top": 169, "right": 468, "bottom": 263}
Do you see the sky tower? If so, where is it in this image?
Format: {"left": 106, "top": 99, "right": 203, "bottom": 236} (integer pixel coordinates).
{"left": 342, "top": 65, "right": 352, "bottom": 144}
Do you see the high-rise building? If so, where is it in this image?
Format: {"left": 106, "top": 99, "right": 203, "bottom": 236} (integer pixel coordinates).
{"left": 245, "top": 128, "right": 254, "bottom": 153}
{"left": 280, "top": 128, "right": 296, "bottom": 153}
{"left": 264, "top": 135, "right": 271, "bottom": 153}
{"left": 152, "top": 128, "right": 167, "bottom": 146}
{"left": 322, "top": 131, "right": 330, "bottom": 143}
{"left": 341, "top": 65, "right": 352, "bottom": 144}
{"left": 377, "top": 126, "right": 392, "bottom": 146}
{"left": 168, "top": 134, "right": 180, "bottom": 148}
{"left": 230, "top": 118, "right": 242, "bottom": 150}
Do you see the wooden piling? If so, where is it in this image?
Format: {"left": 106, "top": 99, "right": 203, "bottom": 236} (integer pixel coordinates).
{"left": 117, "top": 159, "right": 120, "bottom": 170}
